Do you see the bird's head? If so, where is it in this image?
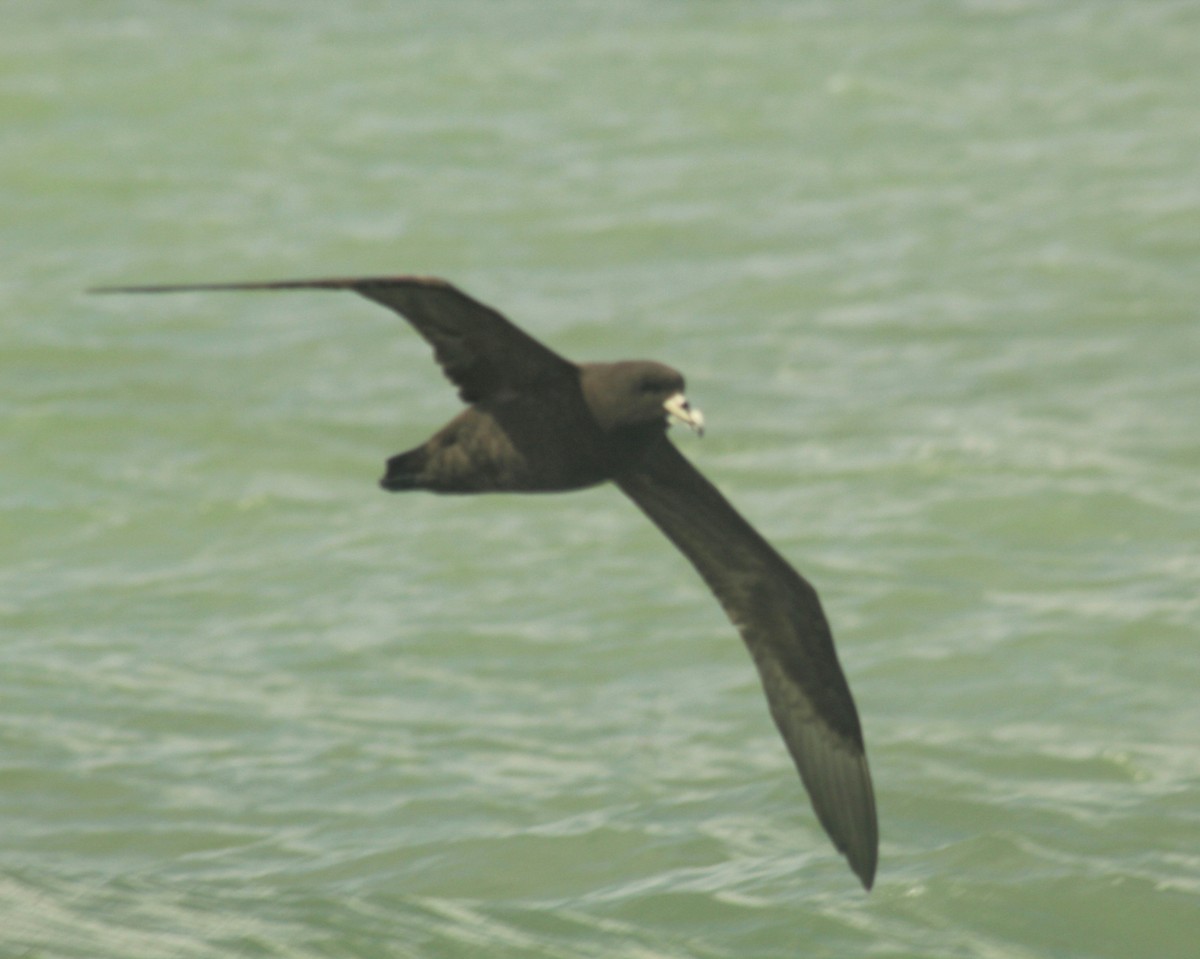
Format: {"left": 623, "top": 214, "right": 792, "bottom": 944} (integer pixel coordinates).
{"left": 580, "top": 361, "right": 705, "bottom": 437}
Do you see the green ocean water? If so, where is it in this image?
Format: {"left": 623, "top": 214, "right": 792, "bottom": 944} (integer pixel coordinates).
{"left": 3, "top": 2, "right": 1198, "bottom": 956}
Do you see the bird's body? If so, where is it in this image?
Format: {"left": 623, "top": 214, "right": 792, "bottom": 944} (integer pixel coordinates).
{"left": 94, "top": 275, "right": 879, "bottom": 889}
{"left": 384, "top": 360, "right": 693, "bottom": 493}
{"left": 383, "top": 393, "right": 605, "bottom": 492}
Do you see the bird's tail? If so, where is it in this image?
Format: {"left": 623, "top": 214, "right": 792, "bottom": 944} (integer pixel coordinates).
{"left": 380, "top": 447, "right": 428, "bottom": 491}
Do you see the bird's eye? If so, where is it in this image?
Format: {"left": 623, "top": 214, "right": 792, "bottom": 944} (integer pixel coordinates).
{"left": 638, "top": 377, "right": 661, "bottom": 394}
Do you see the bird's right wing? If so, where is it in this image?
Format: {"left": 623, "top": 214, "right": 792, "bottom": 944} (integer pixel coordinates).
{"left": 616, "top": 437, "right": 878, "bottom": 889}
{"left": 92, "top": 276, "right": 578, "bottom": 403}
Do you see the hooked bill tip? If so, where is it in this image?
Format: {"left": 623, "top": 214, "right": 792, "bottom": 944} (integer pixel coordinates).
{"left": 664, "top": 392, "right": 704, "bottom": 436}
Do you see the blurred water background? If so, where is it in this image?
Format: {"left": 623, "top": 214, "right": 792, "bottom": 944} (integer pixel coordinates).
{"left": 3, "top": 2, "right": 1198, "bottom": 956}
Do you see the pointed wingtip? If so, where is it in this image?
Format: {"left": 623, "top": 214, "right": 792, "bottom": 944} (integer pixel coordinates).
{"left": 851, "top": 846, "right": 877, "bottom": 892}
{"left": 831, "top": 793, "right": 877, "bottom": 891}
{"left": 775, "top": 707, "right": 878, "bottom": 890}
{"left": 86, "top": 275, "right": 456, "bottom": 296}
{"left": 827, "top": 753, "right": 879, "bottom": 891}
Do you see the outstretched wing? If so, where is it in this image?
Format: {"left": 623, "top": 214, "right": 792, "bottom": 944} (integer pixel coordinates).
{"left": 616, "top": 437, "right": 878, "bottom": 889}
{"left": 93, "top": 276, "right": 577, "bottom": 403}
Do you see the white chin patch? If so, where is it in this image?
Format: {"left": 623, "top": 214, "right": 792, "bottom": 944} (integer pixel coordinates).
{"left": 664, "top": 392, "right": 705, "bottom": 436}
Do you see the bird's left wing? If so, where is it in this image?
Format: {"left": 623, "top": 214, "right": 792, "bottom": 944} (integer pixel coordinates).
{"left": 92, "top": 276, "right": 578, "bottom": 403}
{"left": 616, "top": 437, "right": 878, "bottom": 889}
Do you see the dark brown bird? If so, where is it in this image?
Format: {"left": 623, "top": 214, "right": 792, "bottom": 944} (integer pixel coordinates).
{"left": 93, "top": 276, "right": 879, "bottom": 889}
